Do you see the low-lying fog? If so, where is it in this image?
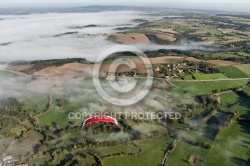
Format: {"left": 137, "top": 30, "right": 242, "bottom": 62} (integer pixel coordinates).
{"left": 0, "top": 11, "right": 143, "bottom": 62}
{"left": 0, "top": 11, "right": 213, "bottom": 62}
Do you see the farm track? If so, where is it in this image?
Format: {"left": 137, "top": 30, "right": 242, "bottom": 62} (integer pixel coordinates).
{"left": 172, "top": 78, "right": 250, "bottom": 82}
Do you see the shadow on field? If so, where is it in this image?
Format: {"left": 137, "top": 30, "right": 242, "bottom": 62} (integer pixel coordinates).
{"left": 230, "top": 157, "right": 250, "bottom": 166}
{"left": 202, "top": 114, "right": 227, "bottom": 140}
{"left": 239, "top": 121, "right": 250, "bottom": 135}
{"left": 236, "top": 92, "right": 250, "bottom": 108}
{"left": 234, "top": 92, "right": 250, "bottom": 134}
{"left": 241, "top": 140, "right": 250, "bottom": 145}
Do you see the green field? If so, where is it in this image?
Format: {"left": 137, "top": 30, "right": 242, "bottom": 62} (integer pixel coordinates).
{"left": 127, "top": 121, "right": 167, "bottom": 134}
{"left": 174, "top": 25, "right": 190, "bottom": 32}
{"left": 243, "top": 87, "right": 250, "bottom": 94}
{"left": 184, "top": 73, "right": 228, "bottom": 80}
{"left": 202, "top": 91, "right": 250, "bottom": 166}
{"left": 205, "top": 52, "right": 250, "bottom": 59}
{"left": 171, "top": 80, "right": 248, "bottom": 96}
{"left": 102, "top": 137, "right": 173, "bottom": 166}
{"left": 204, "top": 122, "right": 250, "bottom": 166}
{"left": 177, "top": 120, "right": 218, "bottom": 163}
{"left": 38, "top": 107, "right": 84, "bottom": 127}
{"left": 21, "top": 95, "right": 48, "bottom": 112}
{"left": 220, "top": 92, "right": 238, "bottom": 104}
{"left": 216, "top": 66, "right": 249, "bottom": 78}
{"left": 220, "top": 92, "right": 250, "bottom": 114}
{"left": 95, "top": 144, "right": 139, "bottom": 157}
{"left": 79, "top": 155, "right": 97, "bottom": 165}
{"left": 167, "top": 140, "right": 209, "bottom": 166}
{"left": 32, "top": 156, "right": 52, "bottom": 165}
{"left": 0, "top": 70, "right": 24, "bottom": 78}
{"left": 38, "top": 109, "right": 69, "bottom": 127}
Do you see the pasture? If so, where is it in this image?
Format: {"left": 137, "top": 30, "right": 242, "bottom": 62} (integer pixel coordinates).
{"left": 184, "top": 73, "right": 228, "bottom": 80}
{"left": 216, "top": 66, "right": 249, "bottom": 78}
{"left": 102, "top": 137, "right": 173, "bottom": 166}
{"left": 220, "top": 92, "right": 250, "bottom": 114}
{"left": 171, "top": 80, "right": 248, "bottom": 96}
{"left": 204, "top": 122, "right": 250, "bottom": 166}
{"left": 167, "top": 140, "right": 209, "bottom": 166}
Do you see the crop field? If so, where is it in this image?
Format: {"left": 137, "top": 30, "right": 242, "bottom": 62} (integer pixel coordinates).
{"left": 216, "top": 66, "right": 249, "bottom": 78}
{"left": 184, "top": 73, "right": 228, "bottom": 80}
{"left": 112, "top": 33, "right": 150, "bottom": 43}
{"left": 205, "top": 52, "right": 248, "bottom": 59}
{"left": 191, "top": 26, "right": 249, "bottom": 43}
{"left": 234, "top": 64, "right": 250, "bottom": 76}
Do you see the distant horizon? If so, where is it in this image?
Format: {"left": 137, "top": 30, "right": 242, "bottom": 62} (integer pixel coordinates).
{"left": 0, "top": 3, "right": 250, "bottom": 13}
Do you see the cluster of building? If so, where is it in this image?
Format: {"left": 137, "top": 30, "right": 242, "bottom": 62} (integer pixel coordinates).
{"left": 0, "top": 154, "right": 28, "bottom": 166}
{"left": 154, "top": 63, "right": 187, "bottom": 79}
